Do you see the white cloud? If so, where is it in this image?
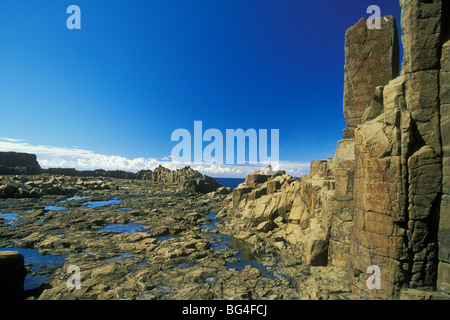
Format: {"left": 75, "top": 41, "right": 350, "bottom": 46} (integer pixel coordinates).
{"left": 1, "top": 137, "right": 25, "bottom": 142}
{"left": 0, "top": 140, "right": 310, "bottom": 178}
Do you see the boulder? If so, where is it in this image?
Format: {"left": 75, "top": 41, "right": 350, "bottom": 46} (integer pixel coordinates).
{"left": 216, "top": 187, "right": 231, "bottom": 195}
{"left": 255, "top": 221, "right": 274, "bottom": 233}
{"left": 267, "top": 180, "right": 281, "bottom": 194}
{"left": 0, "top": 251, "right": 26, "bottom": 300}
{"left": 244, "top": 174, "right": 268, "bottom": 189}
{"left": 0, "top": 184, "right": 17, "bottom": 198}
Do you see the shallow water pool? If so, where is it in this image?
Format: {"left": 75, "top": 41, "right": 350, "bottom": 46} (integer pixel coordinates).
{"left": 82, "top": 198, "right": 122, "bottom": 208}
{"left": 44, "top": 206, "right": 66, "bottom": 211}
{"left": 202, "top": 214, "right": 277, "bottom": 280}
{"left": 201, "top": 213, "right": 218, "bottom": 230}
{"left": 96, "top": 223, "right": 148, "bottom": 233}
{"left": 0, "top": 248, "right": 66, "bottom": 290}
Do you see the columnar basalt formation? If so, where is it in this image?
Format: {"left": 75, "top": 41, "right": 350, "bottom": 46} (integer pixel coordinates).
{"left": 438, "top": 3, "right": 450, "bottom": 294}
{"left": 343, "top": 16, "right": 400, "bottom": 139}
{"left": 328, "top": 139, "right": 355, "bottom": 270}
{"left": 336, "top": 0, "right": 449, "bottom": 299}
{"left": 221, "top": 167, "right": 335, "bottom": 267}
{"left": 337, "top": 0, "right": 450, "bottom": 298}
{"left": 222, "top": 1, "right": 449, "bottom": 300}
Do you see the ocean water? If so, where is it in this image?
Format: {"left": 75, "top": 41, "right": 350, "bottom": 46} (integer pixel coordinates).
{"left": 214, "top": 178, "right": 245, "bottom": 190}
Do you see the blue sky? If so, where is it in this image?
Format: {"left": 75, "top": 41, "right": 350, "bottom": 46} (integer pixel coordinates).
{"left": 0, "top": 0, "right": 402, "bottom": 177}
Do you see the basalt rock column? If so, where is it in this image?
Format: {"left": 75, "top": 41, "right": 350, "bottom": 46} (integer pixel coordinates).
{"left": 400, "top": 0, "right": 445, "bottom": 292}
{"left": 350, "top": 75, "right": 410, "bottom": 299}
{"left": 438, "top": 36, "right": 450, "bottom": 294}
{"left": 329, "top": 15, "right": 400, "bottom": 273}
{"left": 343, "top": 16, "right": 400, "bottom": 139}
{"left": 347, "top": 0, "right": 448, "bottom": 299}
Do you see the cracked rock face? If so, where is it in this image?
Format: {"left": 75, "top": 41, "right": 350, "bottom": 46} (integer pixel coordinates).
{"left": 222, "top": 1, "right": 450, "bottom": 300}
{"left": 340, "top": 0, "right": 449, "bottom": 299}
{"left": 343, "top": 16, "right": 400, "bottom": 139}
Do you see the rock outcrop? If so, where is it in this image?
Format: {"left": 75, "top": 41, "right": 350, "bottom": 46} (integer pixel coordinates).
{"left": 0, "top": 152, "right": 41, "bottom": 175}
{"left": 138, "top": 166, "right": 222, "bottom": 194}
{"left": 0, "top": 251, "right": 26, "bottom": 299}
{"left": 220, "top": 166, "right": 334, "bottom": 267}
{"left": 343, "top": 16, "right": 399, "bottom": 139}
{"left": 343, "top": 0, "right": 448, "bottom": 299}
{"left": 221, "top": 1, "right": 450, "bottom": 300}
{"left": 0, "top": 175, "right": 115, "bottom": 199}
{"left": 43, "top": 168, "right": 136, "bottom": 179}
{"left": 439, "top": 41, "right": 450, "bottom": 295}
{"left": 43, "top": 166, "right": 221, "bottom": 194}
{"left": 1, "top": 153, "right": 221, "bottom": 195}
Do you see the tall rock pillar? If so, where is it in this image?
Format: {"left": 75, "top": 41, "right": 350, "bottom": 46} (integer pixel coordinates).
{"left": 347, "top": 0, "right": 448, "bottom": 299}
{"left": 400, "top": 0, "right": 445, "bottom": 292}
{"left": 343, "top": 16, "right": 400, "bottom": 139}
{"left": 438, "top": 1, "right": 450, "bottom": 293}
{"left": 330, "top": 15, "right": 400, "bottom": 283}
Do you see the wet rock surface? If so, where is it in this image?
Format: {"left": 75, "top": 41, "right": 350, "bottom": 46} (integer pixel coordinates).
{"left": 0, "top": 174, "right": 355, "bottom": 300}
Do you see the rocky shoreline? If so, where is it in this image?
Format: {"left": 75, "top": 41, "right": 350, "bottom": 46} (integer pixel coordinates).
{"left": 0, "top": 172, "right": 355, "bottom": 300}
{"left": 1, "top": 0, "right": 449, "bottom": 301}
{"left": 1, "top": 168, "right": 446, "bottom": 300}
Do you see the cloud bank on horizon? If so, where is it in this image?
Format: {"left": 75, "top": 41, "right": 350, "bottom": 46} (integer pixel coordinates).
{"left": 0, "top": 138, "right": 310, "bottom": 178}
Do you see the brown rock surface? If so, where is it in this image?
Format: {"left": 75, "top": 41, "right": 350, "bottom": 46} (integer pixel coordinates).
{"left": 343, "top": 16, "right": 399, "bottom": 139}
{"left": 221, "top": 1, "right": 450, "bottom": 300}
{"left": 438, "top": 40, "right": 450, "bottom": 294}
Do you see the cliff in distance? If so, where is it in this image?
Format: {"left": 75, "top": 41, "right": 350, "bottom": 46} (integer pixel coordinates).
{"left": 0, "top": 152, "right": 41, "bottom": 175}
{"left": 221, "top": 0, "right": 450, "bottom": 299}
